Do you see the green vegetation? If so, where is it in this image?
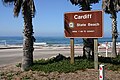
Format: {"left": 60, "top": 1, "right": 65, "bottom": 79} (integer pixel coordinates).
{"left": 99, "top": 56, "right": 120, "bottom": 71}
{"left": 26, "top": 55, "right": 120, "bottom": 73}
{"left": 15, "top": 54, "right": 120, "bottom": 73}
{"left": 28, "top": 56, "right": 94, "bottom": 73}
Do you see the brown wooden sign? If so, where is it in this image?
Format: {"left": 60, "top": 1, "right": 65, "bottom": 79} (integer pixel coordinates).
{"left": 64, "top": 11, "right": 103, "bottom": 38}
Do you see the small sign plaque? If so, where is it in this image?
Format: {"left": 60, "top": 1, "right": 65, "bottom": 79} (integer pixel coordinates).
{"left": 64, "top": 10, "right": 103, "bottom": 38}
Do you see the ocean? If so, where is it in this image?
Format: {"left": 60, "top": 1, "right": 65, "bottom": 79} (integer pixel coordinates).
{"left": 0, "top": 36, "right": 120, "bottom": 46}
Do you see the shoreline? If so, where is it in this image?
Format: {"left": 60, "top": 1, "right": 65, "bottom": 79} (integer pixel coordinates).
{"left": 0, "top": 43, "right": 120, "bottom": 49}
{"left": 0, "top": 44, "right": 120, "bottom": 66}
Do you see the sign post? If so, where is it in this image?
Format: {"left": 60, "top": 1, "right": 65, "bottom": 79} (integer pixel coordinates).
{"left": 70, "top": 38, "right": 74, "bottom": 64}
{"left": 64, "top": 11, "right": 103, "bottom": 65}
{"left": 94, "top": 38, "right": 98, "bottom": 69}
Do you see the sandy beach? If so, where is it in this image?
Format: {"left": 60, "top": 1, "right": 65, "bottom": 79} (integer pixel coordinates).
{"left": 0, "top": 45, "right": 83, "bottom": 66}
{"left": 0, "top": 44, "right": 120, "bottom": 66}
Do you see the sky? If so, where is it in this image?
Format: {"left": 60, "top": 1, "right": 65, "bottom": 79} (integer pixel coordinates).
{"left": 0, "top": 0, "right": 120, "bottom": 37}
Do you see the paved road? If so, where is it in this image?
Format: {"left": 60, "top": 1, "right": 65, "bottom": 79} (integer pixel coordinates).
{"left": 0, "top": 48, "right": 82, "bottom": 66}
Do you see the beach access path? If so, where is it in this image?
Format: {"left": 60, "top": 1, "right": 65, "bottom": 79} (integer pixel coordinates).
{"left": 0, "top": 46, "right": 83, "bottom": 66}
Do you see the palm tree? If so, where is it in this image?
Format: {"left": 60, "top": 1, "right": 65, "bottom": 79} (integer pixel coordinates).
{"left": 70, "top": 0, "right": 100, "bottom": 59}
{"left": 102, "top": 0, "right": 120, "bottom": 57}
{"left": 2, "top": 0, "right": 36, "bottom": 70}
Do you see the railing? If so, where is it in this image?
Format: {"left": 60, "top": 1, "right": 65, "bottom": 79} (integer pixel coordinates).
{"left": 0, "top": 40, "right": 7, "bottom": 47}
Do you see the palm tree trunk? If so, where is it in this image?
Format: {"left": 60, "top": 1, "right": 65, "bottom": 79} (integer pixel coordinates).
{"left": 111, "top": 12, "right": 118, "bottom": 57}
{"left": 112, "top": 37, "right": 117, "bottom": 57}
{"left": 83, "top": 38, "right": 94, "bottom": 59}
{"left": 82, "top": 2, "right": 94, "bottom": 59}
{"left": 21, "top": 6, "right": 34, "bottom": 71}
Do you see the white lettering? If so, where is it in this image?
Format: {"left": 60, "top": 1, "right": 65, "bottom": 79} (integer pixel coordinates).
{"left": 87, "top": 30, "right": 95, "bottom": 32}
{"left": 78, "top": 31, "right": 83, "bottom": 32}
{"left": 88, "top": 23, "right": 100, "bottom": 26}
{"left": 77, "top": 23, "right": 86, "bottom": 27}
{"left": 74, "top": 14, "right": 92, "bottom": 20}
{"left": 72, "top": 31, "right": 77, "bottom": 33}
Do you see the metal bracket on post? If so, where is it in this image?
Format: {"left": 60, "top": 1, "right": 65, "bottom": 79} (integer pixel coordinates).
{"left": 70, "top": 38, "right": 74, "bottom": 64}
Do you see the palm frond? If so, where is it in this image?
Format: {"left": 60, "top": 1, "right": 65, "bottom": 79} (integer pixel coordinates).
{"left": 102, "top": 0, "right": 110, "bottom": 13}
{"left": 90, "top": 0, "right": 100, "bottom": 4}
{"left": 70, "top": 0, "right": 100, "bottom": 5}
{"left": 2, "top": 0, "right": 15, "bottom": 3}
{"left": 2, "top": 0, "right": 15, "bottom": 5}
{"left": 14, "top": 0, "right": 23, "bottom": 17}
{"left": 116, "top": 0, "right": 120, "bottom": 11}
{"left": 29, "top": 0, "right": 36, "bottom": 17}
{"left": 70, "top": 0, "right": 79, "bottom": 5}
{"left": 118, "top": 0, "right": 120, "bottom": 6}
{"left": 102, "top": 0, "right": 120, "bottom": 14}
{"left": 70, "top": 0, "right": 99, "bottom": 10}
{"left": 22, "top": 0, "right": 36, "bottom": 18}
